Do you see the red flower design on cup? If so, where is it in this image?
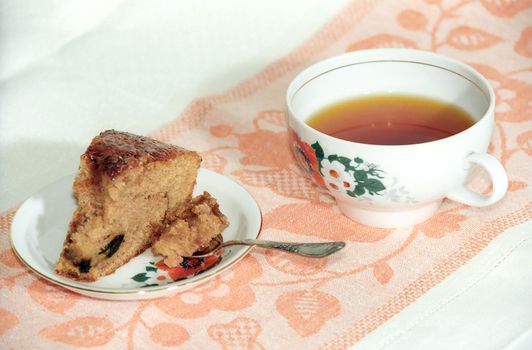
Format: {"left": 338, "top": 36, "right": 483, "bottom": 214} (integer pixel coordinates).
{"left": 290, "top": 130, "right": 326, "bottom": 187}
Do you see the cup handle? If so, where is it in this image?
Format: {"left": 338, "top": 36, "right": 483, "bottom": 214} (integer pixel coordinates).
{"left": 446, "top": 153, "right": 508, "bottom": 207}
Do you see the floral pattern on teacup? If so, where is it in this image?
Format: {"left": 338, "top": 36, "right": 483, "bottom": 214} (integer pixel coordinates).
{"left": 382, "top": 177, "right": 418, "bottom": 204}
{"left": 315, "top": 144, "right": 386, "bottom": 198}
{"left": 290, "top": 130, "right": 387, "bottom": 198}
{"left": 291, "top": 131, "right": 326, "bottom": 187}
{"left": 320, "top": 158, "right": 354, "bottom": 191}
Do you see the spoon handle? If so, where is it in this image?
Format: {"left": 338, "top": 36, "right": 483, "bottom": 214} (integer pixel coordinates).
{"left": 223, "top": 239, "right": 346, "bottom": 258}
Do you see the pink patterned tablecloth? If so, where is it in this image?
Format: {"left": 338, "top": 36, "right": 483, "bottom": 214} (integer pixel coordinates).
{"left": 1, "top": 0, "right": 531, "bottom": 349}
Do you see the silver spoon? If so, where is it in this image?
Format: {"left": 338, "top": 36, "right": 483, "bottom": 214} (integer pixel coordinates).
{"left": 189, "top": 239, "right": 346, "bottom": 258}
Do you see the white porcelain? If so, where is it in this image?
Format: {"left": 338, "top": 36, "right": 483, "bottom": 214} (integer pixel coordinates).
{"left": 10, "top": 169, "right": 262, "bottom": 300}
{"left": 287, "top": 49, "right": 508, "bottom": 228}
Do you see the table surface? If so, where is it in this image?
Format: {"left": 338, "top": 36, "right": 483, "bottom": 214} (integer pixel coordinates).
{"left": 1, "top": 1, "right": 531, "bottom": 349}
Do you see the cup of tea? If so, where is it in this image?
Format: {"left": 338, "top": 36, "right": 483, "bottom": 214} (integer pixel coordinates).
{"left": 286, "top": 49, "right": 508, "bottom": 228}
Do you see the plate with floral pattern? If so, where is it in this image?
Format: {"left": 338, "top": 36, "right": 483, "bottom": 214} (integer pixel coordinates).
{"left": 10, "top": 169, "right": 262, "bottom": 300}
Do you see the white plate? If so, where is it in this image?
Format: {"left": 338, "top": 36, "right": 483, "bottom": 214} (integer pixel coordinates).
{"left": 10, "top": 169, "right": 262, "bottom": 300}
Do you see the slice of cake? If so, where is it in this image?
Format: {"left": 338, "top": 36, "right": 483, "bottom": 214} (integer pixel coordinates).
{"left": 152, "top": 192, "right": 229, "bottom": 267}
{"left": 55, "top": 130, "right": 201, "bottom": 281}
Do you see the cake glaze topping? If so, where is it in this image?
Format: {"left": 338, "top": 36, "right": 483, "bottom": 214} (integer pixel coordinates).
{"left": 84, "top": 130, "right": 186, "bottom": 178}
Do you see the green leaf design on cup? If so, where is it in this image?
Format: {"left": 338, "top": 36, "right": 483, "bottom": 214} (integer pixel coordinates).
{"left": 364, "top": 178, "right": 386, "bottom": 194}
{"left": 353, "top": 170, "right": 368, "bottom": 182}
{"left": 311, "top": 141, "right": 386, "bottom": 197}
{"left": 312, "top": 141, "right": 325, "bottom": 160}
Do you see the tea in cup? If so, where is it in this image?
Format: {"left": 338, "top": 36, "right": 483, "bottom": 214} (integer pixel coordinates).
{"left": 286, "top": 49, "right": 508, "bottom": 228}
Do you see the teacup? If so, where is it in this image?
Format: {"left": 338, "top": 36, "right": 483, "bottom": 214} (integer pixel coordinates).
{"left": 286, "top": 49, "right": 508, "bottom": 228}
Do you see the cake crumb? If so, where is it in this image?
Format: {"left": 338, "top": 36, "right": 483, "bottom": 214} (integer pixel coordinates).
{"left": 152, "top": 191, "right": 229, "bottom": 267}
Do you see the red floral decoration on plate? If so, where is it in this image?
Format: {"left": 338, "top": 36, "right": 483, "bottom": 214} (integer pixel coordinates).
{"left": 156, "top": 255, "right": 221, "bottom": 281}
